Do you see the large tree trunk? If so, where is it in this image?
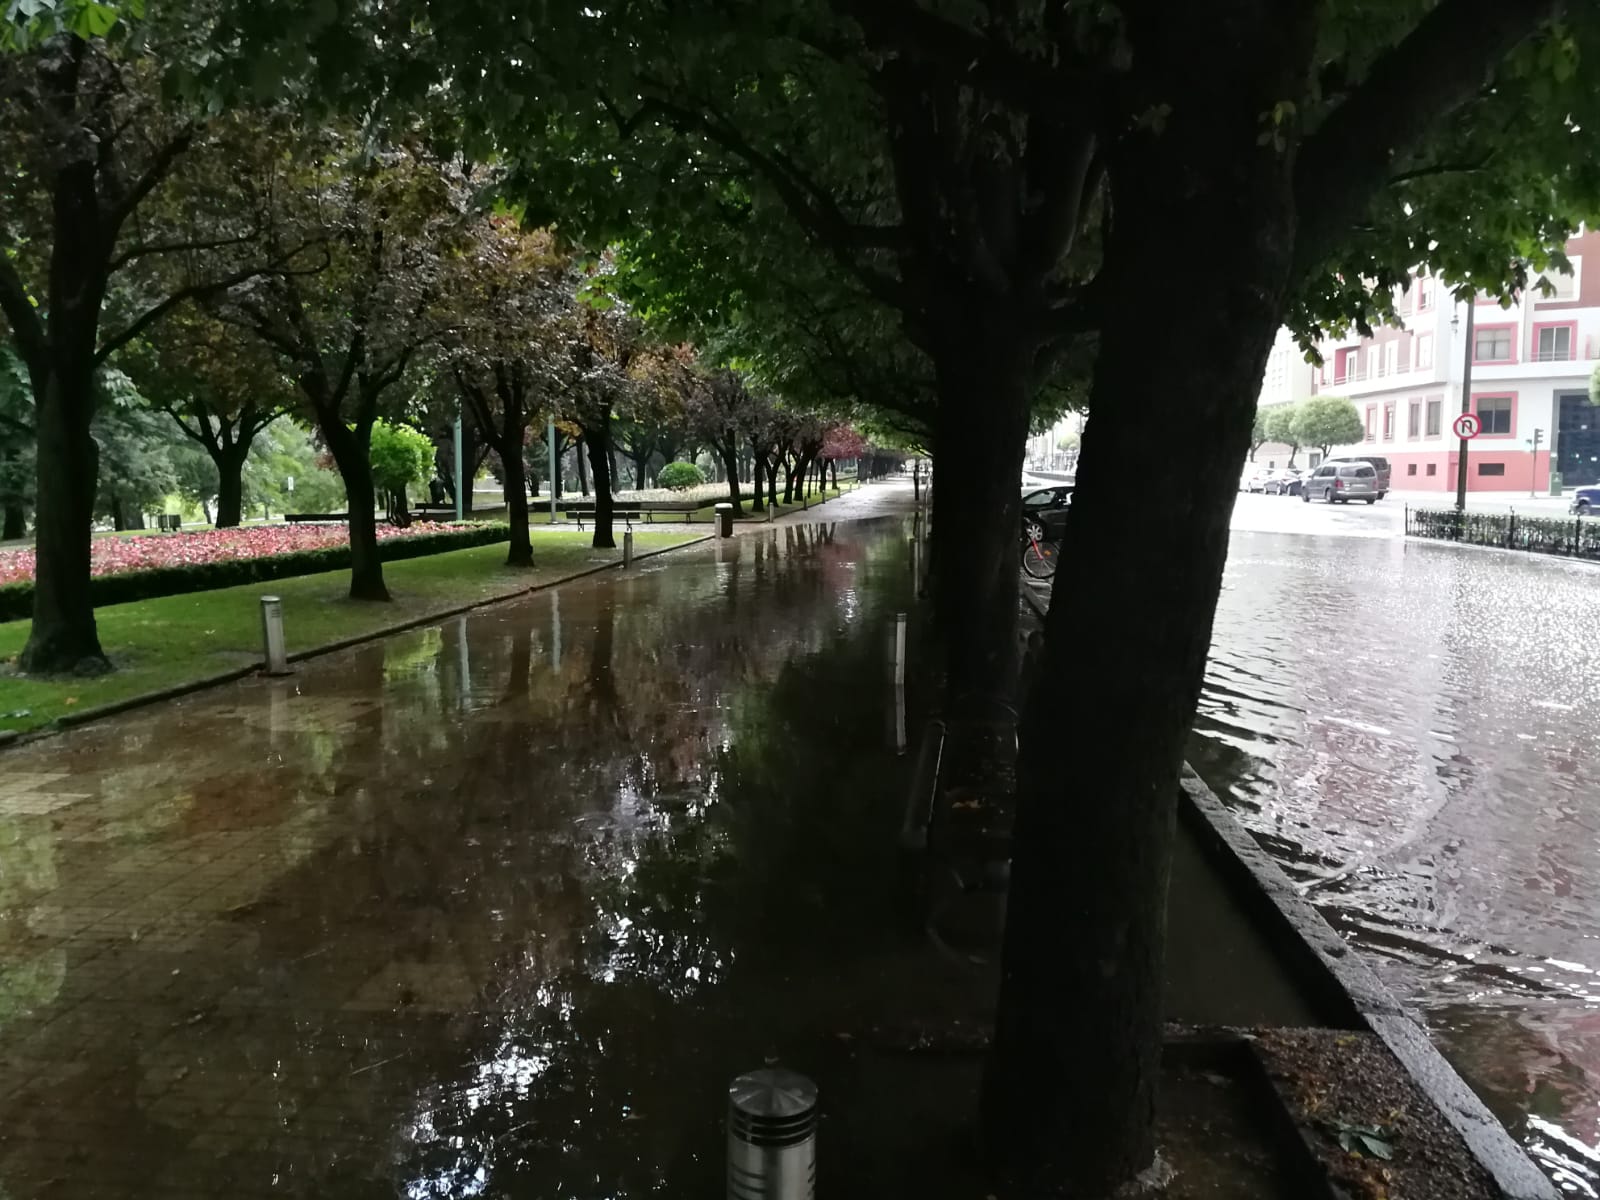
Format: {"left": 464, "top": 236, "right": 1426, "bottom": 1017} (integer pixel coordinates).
{"left": 502, "top": 434, "right": 533, "bottom": 567}
{"left": 982, "top": 48, "right": 1297, "bottom": 1195}
{"left": 586, "top": 423, "right": 616, "bottom": 550}
{"left": 720, "top": 439, "right": 743, "bottom": 514}
{"left": 3, "top": 502, "right": 25, "bottom": 541}
{"left": 766, "top": 456, "right": 779, "bottom": 507}
{"left": 576, "top": 444, "right": 590, "bottom": 497}
{"left": 781, "top": 454, "right": 795, "bottom": 504}
{"left": 214, "top": 445, "right": 247, "bottom": 528}
{"left": 749, "top": 448, "right": 768, "bottom": 513}
{"left": 21, "top": 363, "right": 107, "bottom": 674}
{"left": 322, "top": 415, "right": 389, "bottom": 601}
{"left": 926, "top": 360, "right": 1029, "bottom": 711}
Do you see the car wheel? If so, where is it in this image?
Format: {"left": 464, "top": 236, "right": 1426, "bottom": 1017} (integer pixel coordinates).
{"left": 1364, "top": 498, "right": 1376, "bottom": 505}
{"left": 1324, "top": 488, "right": 1334, "bottom": 504}
{"left": 1579, "top": 500, "right": 1592, "bottom": 517}
{"left": 1300, "top": 490, "right": 1309, "bottom": 503}
{"left": 1377, "top": 491, "right": 1387, "bottom": 500}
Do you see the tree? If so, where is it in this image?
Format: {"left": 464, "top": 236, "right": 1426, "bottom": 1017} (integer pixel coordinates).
{"left": 564, "top": 277, "right": 650, "bottom": 550}
{"left": 225, "top": 0, "right": 1600, "bottom": 1193}
{"left": 1293, "top": 397, "right": 1365, "bottom": 458}
{"left": 120, "top": 307, "right": 291, "bottom": 526}
{"left": 1262, "top": 405, "right": 1302, "bottom": 467}
{"left": 1249, "top": 409, "right": 1269, "bottom": 462}
{"left": 215, "top": 138, "right": 470, "bottom": 600}
{"left": 446, "top": 220, "right": 575, "bottom": 566}
{"left": 240, "top": 420, "right": 344, "bottom": 517}
{"left": 0, "top": 348, "right": 35, "bottom": 539}
{"left": 684, "top": 368, "right": 755, "bottom": 515}
{"left": 1, "top": 9, "right": 291, "bottom": 672}
{"left": 368, "top": 420, "right": 434, "bottom": 523}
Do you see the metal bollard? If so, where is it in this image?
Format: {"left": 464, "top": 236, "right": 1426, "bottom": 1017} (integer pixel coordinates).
{"left": 728, "top": 1069, "right": 817, "bottom": 1200}
{"left": 259, "top": 596, "right": 290, "bottom": 676}
{"left": 623, "top": 529, "right": 634, "bottom": 567}
{"left": 893, "top": 612, "right": 907, "bottom": 687}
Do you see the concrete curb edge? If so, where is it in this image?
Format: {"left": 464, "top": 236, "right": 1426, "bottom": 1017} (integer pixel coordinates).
{"left": 1179, "top": 768, "right": 1559, "bottom": 1200}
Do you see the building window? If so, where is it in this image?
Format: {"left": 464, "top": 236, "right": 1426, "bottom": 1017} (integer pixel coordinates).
{"left": 1426, "top": 463, "right": 1438, "bottom": 476}
{"left": 1534, "top": 260, "right": 1580, "bottom": 301}
{"left": 1416, "top": 333, "right": 1434, "bottom": 369}
{"left": 1534, "top": 324, "right": 1574, "bottom": 362}
{"left": 1365, "top": 405, "right": 1376, "bottom": 440}
{"left": 1474, "top": 326, "right": 1514, "bottom": 363}
{"left": 1408, "top": 401, "right": 1421, "bottom": 439}
{"left": 1475, "top": 394, "right": 1513, "bottom": 435}
{"left": 1426, "top": 399, "right": 1442, "bottom": 436}
{"left": 1407, "top": 463, "right": 1418, "bottom": 476}
{"left": 1382, "top": 402, "right": 1395, "bottom": 441}
{"left": 1383, "top": 342, "right": 1397, "bottom": 377}
{"left": 1368, "top": 347, "right": 1381, "bottom": 379}
{"left": 1478, "top": 462, "right": 1506, "bottom": 477}
{"left": 1417, "top": 274, "right": 1434, "bottom": 311}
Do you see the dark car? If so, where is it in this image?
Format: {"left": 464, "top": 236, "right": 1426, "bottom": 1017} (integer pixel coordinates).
{"left": 1572, "top": 486, "right": 1600, "bottom": 517}
{"left": 1022, "top": 485, "right": 1074, "bottom": 540}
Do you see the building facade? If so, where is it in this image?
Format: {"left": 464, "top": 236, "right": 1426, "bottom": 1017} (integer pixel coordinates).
{"left": 1311, "top": 229, "right": 1600, "bottom": 492}
{"left": 1253, "top": 327, "right": 1318, "bottom": 469}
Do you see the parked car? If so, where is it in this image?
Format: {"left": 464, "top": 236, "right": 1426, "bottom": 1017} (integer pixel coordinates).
{"left": 1301, "top": 462, "right": 1379, "bottom": 504}
{"left": 1021, "top": 485, "right": 1074, "bottom": 540}
{"left": 1243, "top": 466, "right": 1275, "bottom": 493}
{"left": 1572, "top": 486, "right": 1600, "bottom": 517}
{"left": 1321, "top": 455, "right": 1391, "bottom": 499}
{"left": 1262, "top": 469, "right": 1303, "bottom": 496}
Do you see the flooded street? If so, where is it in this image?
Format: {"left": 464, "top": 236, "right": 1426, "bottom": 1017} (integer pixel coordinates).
{"left": 1192, "top": 505, "right": 1600, "bottom": 1194}
{"left": 0, "top": 517, "right": 941, "bottom": 1198}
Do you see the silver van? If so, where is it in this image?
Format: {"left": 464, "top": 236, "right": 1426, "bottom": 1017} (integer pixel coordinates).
{"left": 1300, "top": 462, "right": 1380, "bottom": 504}
{"left": 1322, "top": 454, "right": 1391, "bottom": 498}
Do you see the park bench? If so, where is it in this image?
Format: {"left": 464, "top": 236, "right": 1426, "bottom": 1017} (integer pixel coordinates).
{"left": 284, "top": 512, "right": 349, "bottom": 523}
{"left": 560, "top": 504, "right": 644, "bottom": 530}
{"left": 157, "top": 514, "right": 183, "bottom": 532}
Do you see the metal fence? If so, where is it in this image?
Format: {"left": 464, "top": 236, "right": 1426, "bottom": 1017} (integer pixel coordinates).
{"left": 1406, "top": 506, "right": 1600, "bottom": 561}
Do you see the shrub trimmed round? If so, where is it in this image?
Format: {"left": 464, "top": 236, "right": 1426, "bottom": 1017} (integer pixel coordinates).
{"left": 657, "top": 461, "right": 706, "bottom": 491}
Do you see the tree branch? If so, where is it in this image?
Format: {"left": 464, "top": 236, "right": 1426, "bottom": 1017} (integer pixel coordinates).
{"left": 1294, "top": 0, "right": 1565, "bottom": 279}
{"left": 108, "top": 225, "right": 265, "bottom": 275}
{"left": 94, "top": 262, "right": 279, "bottom": 367}
{"left": 102, "top": 126, "right": 196, "bottom": 236}
{"left": 0, "top": 254, "right": 47, "bottom": 374}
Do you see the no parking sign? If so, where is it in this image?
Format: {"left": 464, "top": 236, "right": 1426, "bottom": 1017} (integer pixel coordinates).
{"left": 1453, "top": 412, "right": 1482, "bottom": 440}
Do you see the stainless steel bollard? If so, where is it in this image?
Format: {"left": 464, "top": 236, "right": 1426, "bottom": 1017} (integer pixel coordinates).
{"left": 728, "top": 1069, "right": 817, "bottom": 1200}
{"left": 893, "top": 612, "right": 907, "bottom": 687}
{"left": 714, "top": 502, "right": 735, "bottom": 537}
{"left": 623, "top": 529, "right": 634, "bottom": 567}
{"left": 259, "top": 596, "right": 290, "bottom": 675}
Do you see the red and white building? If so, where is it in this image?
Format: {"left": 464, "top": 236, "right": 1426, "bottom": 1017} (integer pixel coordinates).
{"left": 1311, "top": 229, "right": 1600, "bottom": 493}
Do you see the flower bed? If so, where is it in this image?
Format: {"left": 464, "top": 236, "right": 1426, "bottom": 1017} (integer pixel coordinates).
{"left": 0, "top": 522, "right": 509, "bottom": 622}
{"left": 0, "top": 522, "right": 471, "bottom": 586}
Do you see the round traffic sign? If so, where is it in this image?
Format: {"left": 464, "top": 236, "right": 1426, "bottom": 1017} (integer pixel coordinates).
{"left": 1453, "top": 412, "right": 1482, "bottom": 440}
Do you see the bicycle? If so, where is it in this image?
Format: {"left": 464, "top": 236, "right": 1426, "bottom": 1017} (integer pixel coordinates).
{"left": 1020, "top": 519, "right": 1059, "bottom": 581}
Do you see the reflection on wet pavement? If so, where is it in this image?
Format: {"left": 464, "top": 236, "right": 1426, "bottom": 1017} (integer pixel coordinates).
{"left": 1190, "top": 532, "right": 1600, "bottom": 1195}
{"left": 0, "top": 521, "right": 929, "bottom": 1198}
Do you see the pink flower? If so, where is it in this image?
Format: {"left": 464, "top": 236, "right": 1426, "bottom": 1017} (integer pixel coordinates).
{"left": 0, "top": 522, "right": 471, "bottom": 586}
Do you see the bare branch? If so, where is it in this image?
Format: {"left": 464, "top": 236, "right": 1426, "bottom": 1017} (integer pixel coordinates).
{"left": 102, "top": 126, "right": 196, "bottom": 236}
{"left": 0, "top": 254, "right": 47, "bottom": 374}
{"left": 108, "top": 224, "right": 265, "bottom": 274}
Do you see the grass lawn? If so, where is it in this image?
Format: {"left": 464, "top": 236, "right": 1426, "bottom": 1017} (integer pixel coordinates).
{"left": 0, "top": 529, "right": 697, "bottom": 735}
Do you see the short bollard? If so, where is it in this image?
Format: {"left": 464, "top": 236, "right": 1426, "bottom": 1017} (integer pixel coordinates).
{"left": 728, "top": 1068, "right": 817, "bottom": 1200}
{"left": 893, "top": 612, "right": 908, "bottom": 687}
{"left": 259, "top": 596, "right": 291, "bottom": 676}
{"left": 714, "top": 502, "right": 735, "bottom": 538}
{"left": 623, "top": 529, "right": 634, "bottom": 567}
{"left": 766, "top": 504, "right": 775, "bottom": 523}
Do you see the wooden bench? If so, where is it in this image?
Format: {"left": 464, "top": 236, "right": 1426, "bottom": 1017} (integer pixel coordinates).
{"left": 561, "top": 505, "right": 644, "bottom": 530}
{"left": 157, "top": 514, "right": 183, "bottom": 532}
{"left": 284, "top": 512, "right": 350, "bottom": 523}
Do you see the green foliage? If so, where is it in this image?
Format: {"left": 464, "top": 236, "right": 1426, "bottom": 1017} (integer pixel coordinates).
{"left": 368, "top": 420, "right": 435, "bottom": 495}
{"left": 657, "top": 460, "right": 705, "bottom": 490}
{"left": 1590, "top": 363, "right": 1600, "bottom": 406}
{"left": 1250, "top": 409, "right": 1269, "bottom": 453}
{"left": 0, "top": 523, "right": 510, "bottom": 622}
{"left": 1262, "top": 405, "right": 1301, "bottom": 450}
{"left": 1292, "top": 397, "right": 1364, "bottom": 454}
{"left": 242, "top": 421, "right": 344, "bottom": 515}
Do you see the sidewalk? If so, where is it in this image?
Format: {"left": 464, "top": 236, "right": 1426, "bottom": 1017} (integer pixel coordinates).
{"left": 1388, "top": 489, "right": 1580, "bottom": 517}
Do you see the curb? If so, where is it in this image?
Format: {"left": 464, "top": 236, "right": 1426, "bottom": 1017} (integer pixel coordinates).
{"left": 1180, "top": 768, "right": 1559, "bottom": 1200}
{"left": 6, "top": 534, "right": 713, "bottom": 750}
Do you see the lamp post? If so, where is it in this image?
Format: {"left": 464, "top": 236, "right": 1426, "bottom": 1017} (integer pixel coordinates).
{"left": 1453, "top": 301, "right": 1475, "bottom": 512}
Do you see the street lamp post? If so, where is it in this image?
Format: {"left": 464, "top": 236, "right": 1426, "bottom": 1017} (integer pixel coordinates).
{"left": 1454, "top": 301, "right": 1475, "bottom": 512}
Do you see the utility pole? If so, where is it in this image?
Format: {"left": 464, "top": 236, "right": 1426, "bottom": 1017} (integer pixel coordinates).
{"left": 547, "top": 416, "right": 558, "bottom": 523}
{"left": 453, "top": 410, "right": 464, "bottom": 521}
{"left": 1528, "top": 427, "right": 1544, "bottom": 497}
{"left": 1455, "top": 300, "right": 1475, "bottom": 512}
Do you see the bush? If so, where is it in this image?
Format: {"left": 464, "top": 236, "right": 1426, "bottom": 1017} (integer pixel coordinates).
{"left": 657, "top": 461, "right": 706, "bottom": 490}
{"left": 0, "top": 523, "right": 510, "bottom": 622}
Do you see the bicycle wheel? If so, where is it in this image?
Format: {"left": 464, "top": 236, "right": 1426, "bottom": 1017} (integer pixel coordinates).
{"left": 1021, "top": 537, "right": 1059, "bottom": 580}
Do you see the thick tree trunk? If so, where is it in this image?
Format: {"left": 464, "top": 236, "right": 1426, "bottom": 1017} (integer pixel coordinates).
{"left": 214, "top": 447, "right": 247, "bottom": 528}
{"left": 553, "top": 442, "right": 564, "bottom": 499}
{"left": 766, "top": 457, "right": 779, "bottom": 507}
{"left": 502, "top": 437, "right": 533, "bottom": 567}
{"left": 321, "top": 415, "right": 388, "bottom": 601}
{"left": 110, "top": 500, "right": 127, "bottom": 532}
{"left": 3, "top": 502, "right": 25, "bottom": 541}
{"left": 983, "top": 42, "right": 1300, "bottom": 1193}
{"left": 461, "top": 418, "right": 477, "bottom": 514}
{"left": 749, "top": 449, "right": 768, "bottom": 513}
{"left": 576, "top": 445, "right": 590, "bottom": 497}
{"left": 781, "top": 455, "right": 795, "bottom": 504}
{"left": 720, "top": 440, "right": 743, "bottom": 514}
{"left": 926, "top": 360, "right": 1029, "bottom": 711}
{"left": 586, "top": 424, "right": 616, "bottom": 550}
{"left": 20, "top": 363, "right": 107, "bottom": 674}
{"left": 125, "top": 505, "right": 147, "bottom": 531}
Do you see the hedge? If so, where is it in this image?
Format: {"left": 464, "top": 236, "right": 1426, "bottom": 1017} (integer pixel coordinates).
{"left": 0, "top": 523, "right": 511, "bottom": 622}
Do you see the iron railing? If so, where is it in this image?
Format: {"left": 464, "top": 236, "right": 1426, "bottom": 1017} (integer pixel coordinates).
{"left": 1406, "top": 506, "right": 1600, "bottom": 561}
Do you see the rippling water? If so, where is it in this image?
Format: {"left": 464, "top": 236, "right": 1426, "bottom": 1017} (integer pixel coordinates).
{"left": 1189, "top": 531, "right": 1600, "bottom": 1194}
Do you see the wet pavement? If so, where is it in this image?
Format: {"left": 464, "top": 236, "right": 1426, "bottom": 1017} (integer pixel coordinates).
{"left": 0, "top": 512, "right": 961, "bottom": 1198}
{"left": 1188, "top": 527, "right": 1600, "bottom": 1195}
